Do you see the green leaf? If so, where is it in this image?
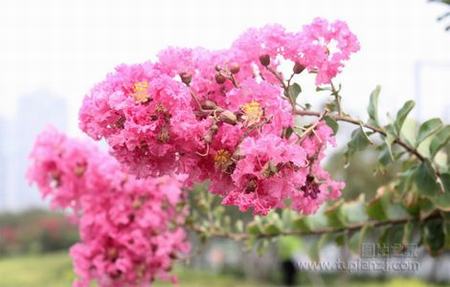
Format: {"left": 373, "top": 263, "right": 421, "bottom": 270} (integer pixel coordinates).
{"left": 341, "top": 196, "right": 369, "bottom": 224}
{"left": 308, "top": 234, "right": 331, "bottom": 262}
{"left": 385, "top": 225, "right": 404, "bottom": 252}
{"left": 419, "top": 198, "right": 436, "bottom": 219}
{"left": 288, "top": 83, "right": 302, "bottom": 103}
{"left": 429, "top": 125, "right": 450, "bottom": 158}
{"left": 292, "top": 217, "right": 311, "bottom": 232}
{"left": 397, "top": 169, "right": 416, "bottom": 194}
{"left": 444, "top": 220, "right": 450, "bottom": 249}
{"left": 349, "top": 225, "right": 371, "bottom": 254}
{"left": 429, "top": 173, "right": 450, "bottom": 211}
{"left": 423, "top": 219, "right": 445, "bottom": 256}
{"left": 264, "top": 222, "right": 282, "bottom": 236}
{"left": 345, "top": 127, "right": 372, "bottom": 161}
{"left": 255, "top": 238, "right": 270, "bottom": 255}
{"left": 402, "top": 221, "right": 414, "bottom": 247}
{"left": 366, "top": 194, "right": 388, "bottom": 221}
{"left": 316, "top": 86, "right": 331, "bottom": 92}
{"left": 281, "top": 209, "right": 293, "bottom": 229}
{"left": 384, "top": 124, "right": 397, "bottom": 161}
{"left": 367, "top": 85, "right": 381, "bottom": 127}
{"left": 394, "top": 100, "right": 415, "bottom": 134}
{"left": 324, "top": 115, "right": 339, "bottom": 135}
{"left": 414, "top": 161, "right": 439, "bottom": 197}
{"left": 376, "top": 225, "right": 405, "bottom": 256}
{"left": 283, "top": 126, "right": 294, "bottom": 139}
{"left": 334, "top": 233, "right": 348, "bottom": 246}
{"left": 385, "top": 203, "right": 410, "bottom": 220}
{"left": 416, "top": 118, "right": 443, "bottom": 147}
{"left": 429, "top": 194, "right": 450, "bottom": 212}
{"left": 325, "top": 201, "right": 347, "bottom": 228}
{"left": 247, "top": 221, "right": 262, "bottom": 236}
{"left": 442, "top": 173, "right": 450, "bottom": 193}
{"left": 378, "top": 143, "right": 394, "bottom": 168}
{"left": 235, "top": 220, "right": 244, "bottom": 233}
{"left": 366, "top": 186, "right": 409, "bottom": 220}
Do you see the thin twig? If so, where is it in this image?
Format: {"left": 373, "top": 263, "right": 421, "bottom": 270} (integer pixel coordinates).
{"left": 265, "top": 66, "right": 288, "bottom": 90}
{"left": 294, "top": 109, "right": 426, "bottom": 162}
{"left": 296, "top": 110, "right": 329, "bottom": 144}
{"left": 188, "top": 211, "right": 441, "bottom": 241}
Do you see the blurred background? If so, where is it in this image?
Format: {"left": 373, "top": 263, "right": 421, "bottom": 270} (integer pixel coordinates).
{"left": 0, "top": 0, "right": 449, "bottom": 286}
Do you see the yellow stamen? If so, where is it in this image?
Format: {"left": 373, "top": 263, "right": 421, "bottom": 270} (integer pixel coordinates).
{"left": 132, "top": 81, "right": 150, "bottom": 103}
{"left": 241, "top": 100, "right": 263, "bottom": 125}
{"left": 157, "top": 126, "right": 170, "bottom": 143}
{"left": 214, "top": 149, "right": 232, "bottom": 171}
{"left": 155, "top": 103, "right": 168, "bottom": 114}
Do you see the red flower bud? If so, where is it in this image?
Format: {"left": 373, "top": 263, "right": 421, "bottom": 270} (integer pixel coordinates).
{"left": 259, "top": 54, "right": 270, "bottom": 66}
{"left": 179, "top": 72, "right": 192, "bottom": 85}
{"left": 229, "top": 63, "right": 240, "bottom": 74}
{"left": 293, "top": 62, "right": 305, "bottom": 74}
{"left": 215, "top": 73, "right": 226, "bottom": 84}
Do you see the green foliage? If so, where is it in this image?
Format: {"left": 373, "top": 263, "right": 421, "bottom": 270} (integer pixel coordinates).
{"left": 423, "top": 219, "right": 446, "bottom": 256}
{"left": 367, "top": 85, "right": 381, "bottom": 127}
{"left": 416, "top": 118, "right": 443, "bottom": 147}
{"left": 188, "top": 84, "right": 450, "bottom": 262}
{"left": 324, "top": 115, "right": 339, "bottom": 135}
{"left": 394, "top": 100, "right": 415, "bottom": 135}
{"left": 429, "top": 125, "right": 450, "bottom": 158}
{"left": 414, "top": 160, "right": 440, "bottom": 197}
{"left": 345, "top": 127, "right": 372, "bottom": 163}
{"left": 287, "top": 83, "right": 302, "bottom": 103}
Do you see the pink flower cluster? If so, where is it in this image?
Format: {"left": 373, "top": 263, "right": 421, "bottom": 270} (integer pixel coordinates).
{"left": 79, "top": 18, "right": 356, "bottom": 215}
{"left": 27, "top": 128, "right": 189, "bottom": 287}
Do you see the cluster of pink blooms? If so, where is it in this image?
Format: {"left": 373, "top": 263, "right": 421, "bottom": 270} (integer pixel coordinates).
{"left": 27, "top": 128, "right": 189, "bottom": 287}
{"left": 80, "top": 18, "right": 357, "bottom": 216}
{"left": 29, "top": 18, "right": 358, "bottom": 287}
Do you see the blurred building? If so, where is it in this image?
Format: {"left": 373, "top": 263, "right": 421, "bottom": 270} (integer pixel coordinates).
{"left": 0, "top": 118, "right": 7, "bottom": 210}
{"left": 7, "top": 90, "right": 68, "bottom": 210}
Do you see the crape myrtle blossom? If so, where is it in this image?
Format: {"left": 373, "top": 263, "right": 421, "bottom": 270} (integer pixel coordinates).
{"left": 283, "top": 18, "right": 360, "bottom": 85}
{"left": 78, "top": 17, "right": 357, "bottom": 216}
{"left": 291, "top": 122, "right": 344, "bottom": 214}
{"left": 79, "top": 63, "right": 210, "bottom": 178}
{"left": 28, "top": 17, "right": 357, "bottom": 287}
{"left": 27, "top": 128, "right": 189, "bottom": 287}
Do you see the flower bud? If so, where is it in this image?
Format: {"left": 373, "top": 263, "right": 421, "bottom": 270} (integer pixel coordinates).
{"left": 215, "top": 73, "right": 226, "bottom": 84}
{"left": 293, "top": 62, "right": 305, "bottom": 74}
{"left": 229, "top": 63, "right": 240, "bottom": 74}
{"left": 210, "top": 124, "right": 219, "bottom": 132}
{"left": 219, "top": 110, "right": 237, "bottom": 125}
{"left": 204, "top": 133, "right": 213, "bottom": 143}
{"left": 201, "top": 100, "right": 217, "bottom": 110}
{"left": 259, "top": 54, "right": 270, "bottom": 66}
{"left": 179, "top": 72, "right": 192, "bottom": 85}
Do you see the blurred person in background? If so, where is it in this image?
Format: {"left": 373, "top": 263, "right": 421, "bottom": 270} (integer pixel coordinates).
{"left": 278, "top": 235, "right": 302, "bottom": 286}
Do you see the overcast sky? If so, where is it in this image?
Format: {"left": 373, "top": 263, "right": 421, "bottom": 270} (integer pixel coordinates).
{"left": 1, "top": 0, "right": 449, "bottom": 136}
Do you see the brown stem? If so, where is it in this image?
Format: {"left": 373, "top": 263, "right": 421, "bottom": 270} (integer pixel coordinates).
{"left": 266, "top": 66, "right": 288, "bottom": 90}
{"left": 189, "top": 211, "right": 441, "bottom": 241}
{"left": 296, "top": 110, "right": 329, "bottom": 144}
{"left": 331, "top": 82, "right": 342, "bottom": 116}
{"left": 294, "top": 109, "right": 426, "bottom": 162}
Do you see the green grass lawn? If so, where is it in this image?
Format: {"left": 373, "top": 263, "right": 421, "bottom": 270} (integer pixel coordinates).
{"left": 0, "top": 252, "right": 449, "bottom": 287}
{"left": 0, "top": 252, "right": 74, "bottom": 287}
{"left": 0, "top": 252, "right": 258, "bottom": 287}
